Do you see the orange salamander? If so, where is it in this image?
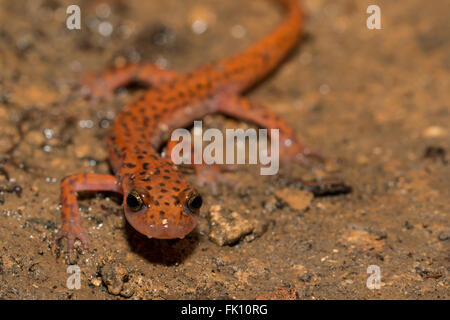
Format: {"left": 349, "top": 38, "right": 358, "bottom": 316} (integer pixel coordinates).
{"left": 55, "top": 0, "right": 319, "bottom": 251}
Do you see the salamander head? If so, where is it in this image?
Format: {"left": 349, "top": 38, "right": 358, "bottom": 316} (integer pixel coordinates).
{"left": 121, "top": 168, "right": 202, "bottom": 239}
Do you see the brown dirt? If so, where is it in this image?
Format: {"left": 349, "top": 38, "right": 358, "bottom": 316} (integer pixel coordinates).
{"left": 0, "top": 0, "right": 448, "bottom": 299}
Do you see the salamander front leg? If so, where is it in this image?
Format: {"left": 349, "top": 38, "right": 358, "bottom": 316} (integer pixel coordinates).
{"left": 81, "top": 63, "right": 179, "bottom": 102}
{"left": 54, "top": 173, "right": 123, "bottom": 252}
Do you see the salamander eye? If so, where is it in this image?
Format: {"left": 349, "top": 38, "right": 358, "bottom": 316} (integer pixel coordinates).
{"left": 126, "top": 190, "right": 144, "bottom": 212}
{"left": 186, "top": 191, "right": 202, "bottom": 212}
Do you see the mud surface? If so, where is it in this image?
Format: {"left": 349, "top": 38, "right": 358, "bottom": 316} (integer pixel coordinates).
{"left": 0, "top": 0, "right": 448, "bottom": 299}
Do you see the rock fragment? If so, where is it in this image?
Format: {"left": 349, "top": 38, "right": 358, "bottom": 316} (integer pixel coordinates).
{"left": 274, "top": 188, "right": 313, "bottom": 211}
{"left": 100, "top": 263, "right": 129, "bottom": 296}
{"left": 438, "top": 231, "right": 449, "bottom": 241}
{"left": 208, "top": 205, "right": 254, "bottom": 246}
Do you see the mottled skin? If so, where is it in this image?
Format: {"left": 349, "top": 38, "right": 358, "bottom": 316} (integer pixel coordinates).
{"left": 55, "top": 0, "right": 317, "bottom": 251}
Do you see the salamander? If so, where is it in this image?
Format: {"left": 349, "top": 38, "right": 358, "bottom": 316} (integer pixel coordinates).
{"left": 55, "top": 0, "right": 319, "bottom": 251}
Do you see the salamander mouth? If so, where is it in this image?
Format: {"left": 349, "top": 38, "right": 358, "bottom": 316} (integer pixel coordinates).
{"left": 146, "top": 217, "right": 198, "bottom": 239}
{"left": 124, "top": 210, "right": 199, "bottom": 239}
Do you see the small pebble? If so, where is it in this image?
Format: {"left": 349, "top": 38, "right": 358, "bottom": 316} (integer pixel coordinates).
{"left": 100, "top": 263, "right": 128, "bottom": 296}
{"left": 208, "top": 205, "right": 254, "bottom": 246}
{"left": 438, "top": 231, "right": 449, "bottom": 241}
{"left": 423, "top": 126, "right": 446, "bottom": 138}
{"left": 274, "top": 188, "right": 313, "bottom": 211}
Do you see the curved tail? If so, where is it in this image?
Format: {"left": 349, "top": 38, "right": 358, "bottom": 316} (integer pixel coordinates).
{"left": 216, "top": 0, "right": 304, "bottom": 93}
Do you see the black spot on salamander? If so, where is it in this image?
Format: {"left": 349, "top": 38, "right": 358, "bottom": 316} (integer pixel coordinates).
{"left": 146, "top": 186, "right": 152, "bottom": 190}
{"left": 159, "top": 211, "right": 165, "bottom": 216}
{"left": 154, "top": 169, "right": 160, "bottom": 175}
{"left": 137, "top": 155, "right": 145, "bottom": 159}
{"left": 143, "top": 163, "right": 150, "bottom": 170}
{"left": 164, "top": 202, "right": 170, "bottom": 206}
{"left": 164, "top": 169, "right": 170, "bottom": 173}
{"left": 161, "top": 189, "right": 167, "bottom": 193}
{"left": 163, "top": 176, "right": 170, "bottom": 180}
{"left": 139, "top": 171, "right": 146, "bottom": 175}
{"left": 154, "top": 200, "right": 160, "bottom": 206}
{"left": 159, "top": 183, "right": 165, "bottom": 187}
{"left": 123, "top": 163, "right": 136, "bottom": 168}
{"left": 172, "top": 187, "right": 180, "bottom": 192}
{"left": 150, "top": 154, "right": 158, "bottom": 160}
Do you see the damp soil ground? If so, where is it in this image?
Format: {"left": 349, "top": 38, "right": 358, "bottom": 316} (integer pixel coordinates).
{"left": 0, "top": 0, "right": 448, "bottom": 299}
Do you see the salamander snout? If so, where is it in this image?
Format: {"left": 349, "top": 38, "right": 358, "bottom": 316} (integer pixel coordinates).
{"left": 123, "top": 186, "right": 202, "bottom": 239}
